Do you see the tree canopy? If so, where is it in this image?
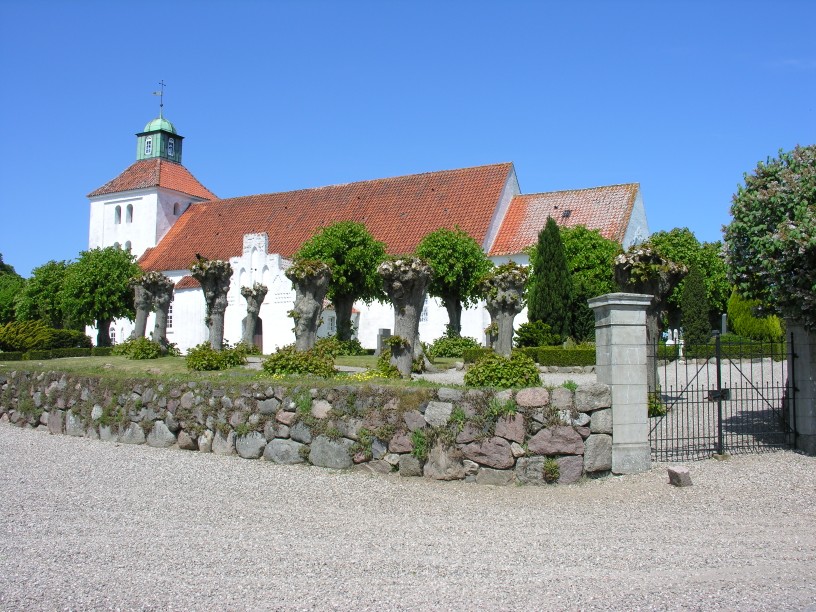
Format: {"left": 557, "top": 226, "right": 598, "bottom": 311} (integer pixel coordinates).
{"left": 648, "top": 228, "right": 729, "bottom": 327}
{"left": 560, "top": 225, "right": 621, "bottom": 341}
{"left": 724, "top": 144, "right": 816, "bottom": 329}
{"left": 295, "top": 221, "right": 386, "bottom": 340}
{"left": 527, "top": 217, "right": 572, "bottom": 337}
{"left": 415, "top": 226, "right": 492, "bottom": 336}
{"left": 0, "top": 253, "right": 23, "bottom": 325}
{"left": 14, "top": 260, "right": 75, "bottom": 329}
{"left": 60, "top": 247, "right": 140, "bottom": 346}
{"left": 680, "top": 264, "right": 711, "bottom": 346}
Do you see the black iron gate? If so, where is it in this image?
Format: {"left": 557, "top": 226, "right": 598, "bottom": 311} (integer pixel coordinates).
{"left": 649, "top": 333, "right": 796, "bottom": 461}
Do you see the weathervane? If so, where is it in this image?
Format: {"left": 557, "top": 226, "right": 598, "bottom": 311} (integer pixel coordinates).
{"left": 152, "top": 80, "right": 166, "bottom": 117}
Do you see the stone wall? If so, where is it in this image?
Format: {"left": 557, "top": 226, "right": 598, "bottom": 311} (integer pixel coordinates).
{"left": 0, "top": 370, "right": 614, "bottom": 486}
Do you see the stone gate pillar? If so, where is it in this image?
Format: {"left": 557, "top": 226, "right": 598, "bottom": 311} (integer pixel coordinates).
{"left": 589, "top": 293, "right": 652, "bottom": 474}
{"left": 787, "top": 320, "right": 816, "bottom": 455}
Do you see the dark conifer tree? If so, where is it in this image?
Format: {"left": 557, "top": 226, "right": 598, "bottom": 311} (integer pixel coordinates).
{"left": 527, "top": 217, "right": 572, "bottom": 338}
{"left": 681, "top": 264, "right": 711, "bottom": 346}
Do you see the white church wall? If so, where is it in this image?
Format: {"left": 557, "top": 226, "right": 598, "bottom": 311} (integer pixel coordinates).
{"left": 88, "top": 190, "right": 160, "bottom": 260}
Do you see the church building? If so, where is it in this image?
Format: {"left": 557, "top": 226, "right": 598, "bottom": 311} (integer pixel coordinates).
{"left": 87, "top": 113, "right": 648, "bottom": 351}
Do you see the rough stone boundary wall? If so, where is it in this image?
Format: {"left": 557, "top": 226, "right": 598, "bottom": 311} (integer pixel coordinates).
{"left": 0, "top": 370, "right": 614, "bottom": 486}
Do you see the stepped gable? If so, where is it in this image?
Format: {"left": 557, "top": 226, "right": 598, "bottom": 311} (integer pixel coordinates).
{"left": 87, "top": 158, "right": 216, "bottom": 200}
{"left": 489, "top": 183, "right": 639, "bottom": 255}
{"left": 138, "top": 163, "right": 514, "bottom": 272}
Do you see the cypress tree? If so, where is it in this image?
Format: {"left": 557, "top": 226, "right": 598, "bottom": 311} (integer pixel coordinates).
{"left": 527, "top": 217, "right": 572, "bottom": 338}
{"left": 680, "top": 264, "right": 711, "bottom": 347}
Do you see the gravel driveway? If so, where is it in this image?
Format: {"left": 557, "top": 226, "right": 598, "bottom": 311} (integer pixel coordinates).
{"left": 1, "top": 424, "right": 815, "bottom": 610}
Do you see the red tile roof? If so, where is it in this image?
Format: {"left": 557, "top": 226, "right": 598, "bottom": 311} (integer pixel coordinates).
{"left": 489, "top": 183, "right": 639, "bottom": 256}
{"left": 174, "top": 275, "right": 201, "bottom": 290}
{"left": 87, "top": 159, "right": 216, "bottom": 200}
{"left": 138, "top": 163, "right": 514, "bottom": 272}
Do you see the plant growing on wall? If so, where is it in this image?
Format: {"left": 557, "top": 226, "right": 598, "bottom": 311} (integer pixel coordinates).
{"left": 295, "top": 221, "right": 386, "bottom": 341}
{"left": 190, "top": 257, "right": 233, "bottom": 351}
{"left": 285, "top": 259, "right": 331, "bottom": 351}
{"left": 415, "top": 226, "right": 492, "bottom": 336}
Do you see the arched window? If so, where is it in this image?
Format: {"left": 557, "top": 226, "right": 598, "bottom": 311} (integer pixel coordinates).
{"left": 114, "top": 206, "right": 121, "bottom": 224}
{"left": 124, "top": 240, "right": 132, "bottom": 251}
{"left": 113, "top": 242, "right": 120, "bottom": 249}
{"left": 126, "top": 204, "right": 133, "bottom": 223}
{"left": 168, "top": 138, "right": 175, "bottom": 157}
{"left": 144, "top": 136, "right": 152, "bottom": 155}
{"left": 109, "top": 325, "right": 116, "bottom": 345}
{"left": 173, "top": 202, "right": 181, "bottom": 215}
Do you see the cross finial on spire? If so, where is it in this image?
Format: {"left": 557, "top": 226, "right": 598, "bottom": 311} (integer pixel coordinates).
{"left": 152, "top": 80, "right": 166, "bottom": 117}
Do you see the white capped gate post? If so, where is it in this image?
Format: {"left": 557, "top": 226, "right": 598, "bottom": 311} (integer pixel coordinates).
{"left": 589, "top": 293, "right": 653, "bottom": 474}
{"left": 787, "top": 320, "right": 816, "bottom": 455}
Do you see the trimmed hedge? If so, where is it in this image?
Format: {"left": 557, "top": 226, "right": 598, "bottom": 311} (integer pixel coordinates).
{"left": 658, "top": 334, "right": 786, "bottom": 362}
{"left": 518, "top": 346, "right": 596, "bottom": 367}
{"left": 463, "top": 348, "right": 494, "bottom": 364}
{"left": 0, "top": 351, "right": 24, "bottom": 361}
{"left": 0, "top": 346, "right": 112, "bottom": 361}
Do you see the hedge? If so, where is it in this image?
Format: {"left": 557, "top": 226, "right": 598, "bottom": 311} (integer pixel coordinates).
{"left": 657, "top": 334, "right": 786, "bottom": 362}
{"left": 0, "top": 351, "right": 24, "bottom": 361}
{"left": 0, "top": 346, "right": 113, "bottom": 361}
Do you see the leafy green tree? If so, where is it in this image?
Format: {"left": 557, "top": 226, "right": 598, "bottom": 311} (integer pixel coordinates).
{"left": 60, "top": 247, "right": 140, "bottom": 346}
{"left": 724, "top": 144, "right": 816, "bottom": 329}
{"left": 295, "top": 221, "right": 386, "bottom": 341}
{"left": 680, "top": 264, "right": 711, "bottom": 346}
{"left": 649, "top": 228, "right": 729, "bottom": 328}
{"left": 14, "top": 260, "right": 75, "bottom": 328}
{"left": 726, "top": 289, "right": 784, "bottom": 342}
{"left": 560, "top": 226, "right": 621, "bottom": 341}
{"left": 0, "top": 274, "right": 24, "bottom": 324}
{"left": 527, "top": 217, "right": 572, "bottom": 338}
{"left": 415, "top": 226, "right": 492, "bottom": 336}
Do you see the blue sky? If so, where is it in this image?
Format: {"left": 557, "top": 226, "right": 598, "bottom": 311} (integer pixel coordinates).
{"left": 1, "top": 0, "right": 814, "bottom": 277}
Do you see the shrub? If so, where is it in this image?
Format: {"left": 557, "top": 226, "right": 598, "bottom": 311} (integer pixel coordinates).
{"left": 0, "top": 320, "right": 91, "bottom": 352}
{"left": 0, "top": 351, "right": 24, "bottom": 361}
{"left": 514, "top": 320, "right": 562, "bottom": 348}
{"left": 112, "top": 337, "right": 162, "bottom": 360}
{"left": 462, "top": 347, "right": 494, "bottom": 363}
{"left": 91, "top": 347, "right": 113, "bottom": 357}
{"left": 261, "top": 344, "right": 335, "bottom": 378}
{"left": 427, "top": 334, "right": 480, "bottom": 358}
{"left": 517, "top": 346, "right": 595, "bottom": 367}
{"left": 727, "top": 289, "right": 784, "bottom": 343}
{"left": 464, "top": 352, "right": 540, "bottom": 388}
{"left": 314, "top": 335, "right": 367, "bottom": 358}
{"left": 186, "top": 343, "right": 248, "bottom": 371}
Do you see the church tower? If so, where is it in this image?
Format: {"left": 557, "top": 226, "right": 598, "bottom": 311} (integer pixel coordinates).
{"left": 87, "top": 111, "right": 215, "bottom": 262}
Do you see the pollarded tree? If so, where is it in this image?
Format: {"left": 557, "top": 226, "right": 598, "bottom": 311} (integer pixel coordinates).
{"left": 560, "top": 226, "right": 621, "bottom": 341}
{"left": 14, "top": 260, "right": 75, "bottom": 329}
{"left": 190, "top": 258, "right": 233, "bottom": 350}
{"left": 415, "top": 227, "right": 492, "bottom": 336}
{"left": 527, "top": 217, "right": 572, "bottom": 338}
{"left": 680, "top": 264, "right": 711, "bottom": 347}
{"left": 295, "top": 221, "right": 386, "bottom": 341}
{"left": 378, "top": 256, "right": 433, "bottom": 377}
{"left": 724, "top": 144, "right": 816, "bottom": 329}
{"left": 285, "top": 260, "right": 331, "bottom": 352}
{"left": 60, "top": 247, "right": 141, "bottom": 347}
{"left": 148, "top": 273, "right": 175, "bottom": 351}
{"left": 479, "top": 262, "right": 528, "bottom": 357}
{"left": 240, "top": 282, "right": 268, "bottom": 349}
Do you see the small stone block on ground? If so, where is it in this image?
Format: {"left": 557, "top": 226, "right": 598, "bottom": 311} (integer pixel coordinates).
{"left": 668, "top": 465, "right": 692, "bottom": 487}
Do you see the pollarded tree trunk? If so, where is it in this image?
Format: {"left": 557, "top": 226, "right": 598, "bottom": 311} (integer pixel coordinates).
{"left": 97, "top": 317, "right": 113, "bottom": 347}
{"left": 333, "top": 294, "right": 356, "bottom": 342}
{"left": 130, "top": 282, "right": 153, "bottom": 340}
{"left": 149, "top": 275, "right": 175, "bottom": 353}
{"left": 378, "top": 257, "right": 433, "bottom": 378}
{"left": 190, "top": 259, "right": 233, "bottom": 351}
{"left": 240, "top": 282, "right": 269, "bottom": 348}
{"left": 286, "top": 262, "right": 331, "bottom": 351}
{"left": 479, "top": 263, "right": 528, "bottom": 357}
{"left": 614, "top": 247, "right": 686, "bottom": 393}
{"left": 442, "top": 296, "right": 463, "bottom": 337}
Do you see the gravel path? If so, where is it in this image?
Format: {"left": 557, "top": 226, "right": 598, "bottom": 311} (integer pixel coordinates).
{"left": 1, "top": 425, "right": 815, "bottom": 610}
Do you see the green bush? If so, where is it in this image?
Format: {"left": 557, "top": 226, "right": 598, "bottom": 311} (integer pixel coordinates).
{"left": 462, "top": 347, "right": 494, "bottom": 363}
{"left": 50, "top": 348, "right": 93, "bottom": 358}
{"left": 464, "top": 352, "right": 540, "bottom": 388}
{"left": 727, "top": 289, "right": 784, "bottom": 343}
{"left": 514, "top": 320, "right": 562, "bottom": 348}
{"left": 517, "top": 346, "right": 595, "bottom": 367}
{"left": 112, "top": 337, "right": 163, "bottom": 360}
{"left": 0, "top": 320, "right": 90, "bottom": 352}
{"left": 657, "top": 334, "right": 786, "bottom": 362}
{"left": 313, "top": 335, "right": 367, "bottom": 358}
{"left": 0, "top": 351, "right": 24, "bottom": 361}
{"left": 427, "top": 334, "right": 481, "bottom": 358}
{"left": 91, "top": 347, "right": 113, "bottom": 357}
{"left": 186, "top": 343, "right": 248, "bottom": 371}
{"left": 48, "top": 329, "right": 93, "bottom": 349}
{"left": 261, "top": 344, "right": 335, "bottom": 378}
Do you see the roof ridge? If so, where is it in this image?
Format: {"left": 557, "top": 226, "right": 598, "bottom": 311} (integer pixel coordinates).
{"left": 520, "top": 182, "right": 639, "bottom": 197}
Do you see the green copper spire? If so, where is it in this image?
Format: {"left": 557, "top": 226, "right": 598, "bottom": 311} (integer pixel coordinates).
{"left": 136, "top": 81, "right": 183, "bottom": 163}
